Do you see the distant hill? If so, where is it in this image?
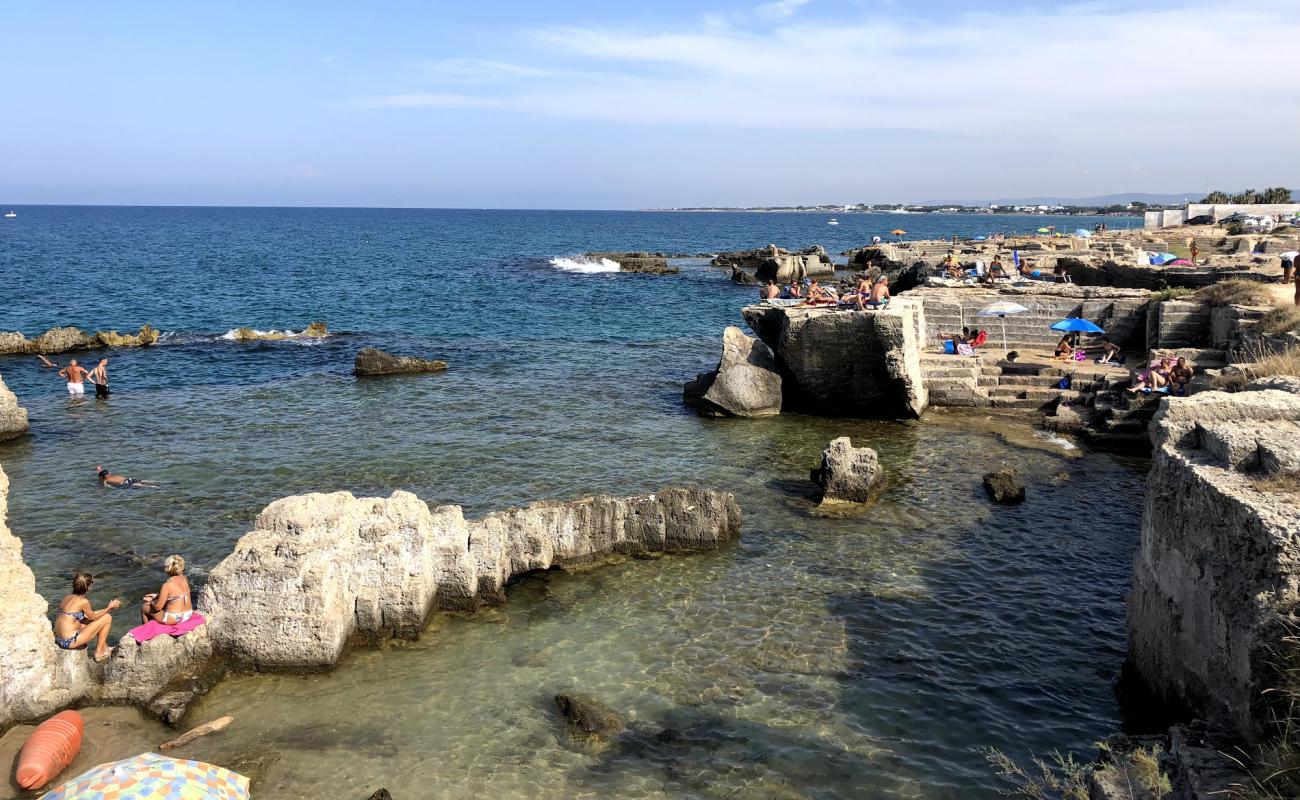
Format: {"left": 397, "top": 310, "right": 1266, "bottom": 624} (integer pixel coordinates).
{"left": 985, "top": 192, "right": 1201, "bottom": 206}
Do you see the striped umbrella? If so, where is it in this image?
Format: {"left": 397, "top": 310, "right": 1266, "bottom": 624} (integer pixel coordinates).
{"left": 40, "top": 753, "right": 249, "bottom": 800}
{"left": 976, "top": 301, "right": 1029, "bottom": 355}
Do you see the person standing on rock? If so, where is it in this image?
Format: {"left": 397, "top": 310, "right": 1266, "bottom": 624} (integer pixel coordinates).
{"left": 57, "top": 359, "right": 88, "bottom": 395}
{"left": 87, "top": 358, "right": 110, "bottom": 399}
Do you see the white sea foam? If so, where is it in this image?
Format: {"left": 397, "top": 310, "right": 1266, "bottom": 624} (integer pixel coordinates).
{"left": 218, "top": 328, "right": 300, "bottom": 341}
{"left": 1034, "top": 430, "right": 1078, "bottom": 450}
{"left": 548, "top": 256, "right": 620, "bottom": 274}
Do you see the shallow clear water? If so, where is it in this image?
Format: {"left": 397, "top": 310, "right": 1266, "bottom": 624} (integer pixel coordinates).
{"left": 0, "top": 208, "right": 1142, "bottom": 798}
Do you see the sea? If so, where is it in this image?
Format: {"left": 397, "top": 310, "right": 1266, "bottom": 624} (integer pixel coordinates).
{"left": 0, "top": 206, "right": 1146, "bottom": 798}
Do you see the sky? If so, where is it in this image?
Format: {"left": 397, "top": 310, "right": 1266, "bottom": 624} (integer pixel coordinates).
{"left": 2, "top": 0, "right": 1297, "bottom": 208}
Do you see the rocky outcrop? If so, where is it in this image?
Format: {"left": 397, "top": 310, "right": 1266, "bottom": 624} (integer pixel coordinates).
{"left": 354, "top": 348, "right": 448, "bottom": 377}
{"left": 554, "top": 692, "right": 625, "bottom": 743}
{"left": 0, "top": 374, "right": 29, "bottom": 442}
{"left": 199, "top": 487, "right": 741, "bottom": 671}
{"left": 741, "top": 303, "right": 929, "bottom": 418}
{"left": 982, "top": 469, "right": 1026, "bottom": 504}
{"left": 683, "top": 326, "right": 782, "bottom": 417}
{"left": 0, "top": 466, "right": 90, "bottom": 731}
{"left": 1127, "top": 390, "right": 1300, "bottom": 740}
{"left": 228, "top": 321, "right": 328, "bottom": 341}
{"left": 810, "top": 437, "right": 884, "bottom": 503}
{"left": 584, "top": 252, "right": 677, "bottom": 275}
{"left": 0, "top": 325, "right": 160, "bottom": 355}
{"left": 713, "top": 245, "right": 833, "bottom": 283}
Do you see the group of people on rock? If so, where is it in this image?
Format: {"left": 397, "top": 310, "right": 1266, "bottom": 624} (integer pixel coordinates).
{"left": 761, "top": 275, "right": 890, "bottom": 310}
{"left": 52, "top": 554, "right": 193, "bottom": 662}
{"left": 938, "top": 252, "right": 1073, "bottom": 285}
{"left": 1127, "top": 355, "right": 1194, "bottom": 396}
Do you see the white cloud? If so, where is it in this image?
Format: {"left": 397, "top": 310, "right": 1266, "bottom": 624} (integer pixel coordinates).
{"left": 358, "top": 1, "right": 1300, "bottom": 149}
{"left": 755, "top": 0, "right": 813, "bottom": 20}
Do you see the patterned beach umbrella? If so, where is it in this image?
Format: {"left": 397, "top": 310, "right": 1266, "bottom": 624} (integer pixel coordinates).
{"left": 40, "top": 753, "right": 249, "bottom": 800}
{"left": 976, "top": 301, "right": 1029, "bottom": 355}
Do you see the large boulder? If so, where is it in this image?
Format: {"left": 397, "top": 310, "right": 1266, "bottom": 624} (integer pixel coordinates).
{"left": 584, "top": 252, "right": 677, "bottom": 275}
{"left": 683, "top": 327, "right": 782, "bottom": 417}
{"left": 200, "top": 487, "right": 741, "bottom": 670}
{"left": 982, "top": 469, "right": 1026, "bottom": 504}
{"left": 1127, "top": 390, "right": 1300, "bottom": 740}
{"left": 0, "top": 466, "right": 90, "bottom": 730}
{"left": 741, "top": 304, "right": 929, "bottom": 418}
{"left": 354, "top": 348, "right": 449, "bottom": 377}
{"left": 810, "top": 437, "right": 884, "bottom": 503}
{"left": 0, "top": 374, "right": 29, "bottom": 442}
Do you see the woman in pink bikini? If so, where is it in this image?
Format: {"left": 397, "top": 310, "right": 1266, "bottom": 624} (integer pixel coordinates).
{"left": 141, "top": 555, "right": 193, "bottom": 625}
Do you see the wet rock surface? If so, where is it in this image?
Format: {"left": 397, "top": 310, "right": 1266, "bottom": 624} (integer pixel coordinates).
{"left": 810, "top": 437, "right": 884, "bottom": 503}
{"left": 0, "top": 325, "right": 161, "bottom": 355}
{"left": 584, "top": 252, "right": 677, "bottom": 274}
{"left": 554, "top": 692, "right": 625, "bottom": 742}
{"left": 683, "top": 326, "right": 782, "bottom": 417}
{"left": 0, "top": 374, "right": 30, "bottom": 442}
{"left": 354, "top": 348, "right": 449, "bottom": 377}
{"left": 982, "top": 468, "right": 1026, "bottom": 504}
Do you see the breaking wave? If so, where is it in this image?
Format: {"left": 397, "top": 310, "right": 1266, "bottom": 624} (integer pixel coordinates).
{"left": 548, "top": 256, "right": 620, "bottom": 274}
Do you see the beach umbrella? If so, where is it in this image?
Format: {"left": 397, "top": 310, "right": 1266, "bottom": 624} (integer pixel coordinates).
{"left": 1049, "top": 318, "right": 1104, "bottom": 334}
{"left": 1036, "top": 227, "right": 1051, "bottom": 234}
{"left": 41, "top": 753, "right": 250, "bottom": 800}
{"left": 1074, "top": 229, "right": 1091, "bottom": 237}
{"left": 977, "top": 301, "right": 1029, "bottom": 355}
{"left": 973, "top": 235, "right": 987, "bottom": 241}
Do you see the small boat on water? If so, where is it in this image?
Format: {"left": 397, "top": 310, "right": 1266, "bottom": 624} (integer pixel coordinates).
{"left": 3, "top": 211, "right": 15, "bottom": 218}
{"left": 827, "top": 218, "right": 839, "bottom": 225}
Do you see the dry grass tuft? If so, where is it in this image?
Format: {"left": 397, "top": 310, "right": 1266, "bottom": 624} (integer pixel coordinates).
{"left": 1194, "top": 280, "right": 1278, "bottom": 307}
{"left": 1211, "top": 346, "right": 1300, "bottom": 391}
{"left": 1222, "top": 624, "right": 1300, "bottom": 799}
{"left": 1254, "top": 306, "right": 1300, "bottom": 335}
{"left": 1253, "top": 472, "right": 1300, "bottom": 497}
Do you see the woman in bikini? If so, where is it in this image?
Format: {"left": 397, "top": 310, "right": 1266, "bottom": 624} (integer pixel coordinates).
{"left": 53, "top": 571, "right": 121, "bottom": 662}
{"left": 141, "top": 554, "right": 193, "bottom": 625}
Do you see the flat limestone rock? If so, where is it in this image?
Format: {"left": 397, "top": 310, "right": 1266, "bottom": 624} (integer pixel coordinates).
{"left": 354, "top": 348, "right": 449, "bottom": 377}
{"left": 811, "top": 437, "right": 884, "bottom": 503}
{"left": 584, "top": 251, "right": 677, "bottom": 274}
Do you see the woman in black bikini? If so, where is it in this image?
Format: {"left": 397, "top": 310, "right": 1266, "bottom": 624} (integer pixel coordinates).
{"left": 141, "top": 555, "right": 194, "bottom": 625}
{"left": 53, "top": 571, "right": 120, "bottom": 662}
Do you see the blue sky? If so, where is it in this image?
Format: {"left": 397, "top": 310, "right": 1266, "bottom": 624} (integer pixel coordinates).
{"left": 2, "top": 1, "right": 1296, "bottom": 208}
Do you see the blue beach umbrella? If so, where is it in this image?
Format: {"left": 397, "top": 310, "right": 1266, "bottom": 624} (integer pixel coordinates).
{"left": 1074, "top": 229, "right": 1091, "bottom": 237}
{"left": 973, "top": 235, "right": 987, "bottom": 241}
{"left": 1049, "top": 318, "right": 1104, "bottom": 334}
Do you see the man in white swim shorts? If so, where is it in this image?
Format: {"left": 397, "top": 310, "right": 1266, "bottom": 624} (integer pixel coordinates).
{"left": 58, "top": 358, "right": 89, "bottom": 395}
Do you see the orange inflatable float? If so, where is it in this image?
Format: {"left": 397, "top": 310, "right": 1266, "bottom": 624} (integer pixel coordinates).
{"left": 15, "top": 709, "right": 84, "bottom": 790}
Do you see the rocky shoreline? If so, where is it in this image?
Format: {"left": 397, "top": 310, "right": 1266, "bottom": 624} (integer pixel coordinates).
{"left": 0, "top": 472, "right": 741, "bottom": 733}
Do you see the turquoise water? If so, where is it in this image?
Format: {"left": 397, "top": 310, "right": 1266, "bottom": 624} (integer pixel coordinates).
{"left": 0, "top": 208, "right": 1143, "bottom": 798}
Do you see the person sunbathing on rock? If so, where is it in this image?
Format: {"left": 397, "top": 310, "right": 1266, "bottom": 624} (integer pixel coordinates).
{"left": 804, "top": 279, "right": 837, "bottom": 306}
{"left": 1054, "top": 335, "right": 1076, "bottom": 360}
{"left": 96, "top": 464, "right": 160, "bottom": 488}
{"left": 141, "top": 555, "right": 194, "bottom": 625}
{"left": 1169, "top": 357, "right": 1194, "bottom": 396}
{"left": 1095, "top": 337, "right": 1122, "bottom": 364}
{"left": 53, "top": 571, "right": 121, "bottom": 662}
{"left": 856, "top": 276, "right": 890, "bottom": 310}
{"left": 1128, "top": 357, "right": 1174, "bottom": 394}
{"left": 761, "top": 280, "right": 780, "bottom": 300}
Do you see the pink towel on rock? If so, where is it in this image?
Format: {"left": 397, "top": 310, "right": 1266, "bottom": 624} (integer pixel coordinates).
{"left": 128, "top": 612, "right": 206, "bottom": 643}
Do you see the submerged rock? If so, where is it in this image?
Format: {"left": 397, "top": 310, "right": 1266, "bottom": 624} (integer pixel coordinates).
{"left": 354, "top": 348, "right": 448, "bottom": 377}
{"left": 584, "top": 251, "right": 677, "bottom": 274}
{"left": 684, "top": 326, "right": 782, "bottom": 417}
{"left": 229, "top": 321, "right": 329, "bottom": 341}
{"left": 982, "top": 469, "right": 1026, "bottom": 504}
{"left": 0, "top": 374, "right": 30, "bottom": 442}
{"left": 810, "top": 437, "right": 884, "bottom": 503}
{"left": 366, "top": 790, "right": 393, "bottom": 800}
{"left": 554, "top": 692, "right": 625, "bottom": 741}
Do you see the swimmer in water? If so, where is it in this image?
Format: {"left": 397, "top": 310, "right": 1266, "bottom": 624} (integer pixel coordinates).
{"left": 95, "top": 465, "right": 160, "bottom": 489}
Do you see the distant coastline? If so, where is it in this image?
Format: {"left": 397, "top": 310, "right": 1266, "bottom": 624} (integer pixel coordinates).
{"left": 645, "top": 206, "right": 1145, "bottom": 217}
